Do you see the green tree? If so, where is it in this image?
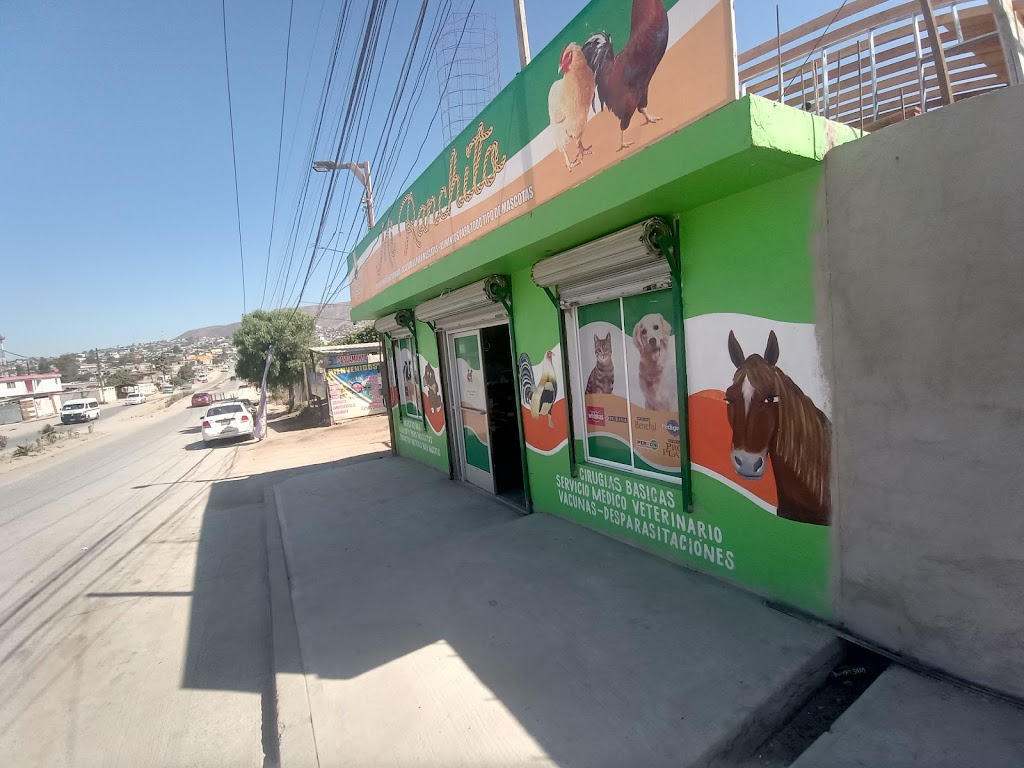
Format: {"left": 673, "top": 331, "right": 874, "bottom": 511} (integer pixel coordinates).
{"left": 177, "top": 364, "right": 195, "bottom": 382}
{"left": 233, "top": 309, "right": 316, "bottom": 395}
{"left": 106, "top": 369, "right": 137, "bottom": 388}
{"left": 36, "top": 357, "right": 54, "bottom": 374}
{"left": 332, "top": 323, "right": 379, "bottom": 345}
{"left": 54, "top": 354, "right": 80, "bottom": 382}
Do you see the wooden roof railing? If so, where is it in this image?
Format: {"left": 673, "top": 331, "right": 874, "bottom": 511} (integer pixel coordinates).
{"left": 739, "top": 0, "right": 1024, "bottom": 131}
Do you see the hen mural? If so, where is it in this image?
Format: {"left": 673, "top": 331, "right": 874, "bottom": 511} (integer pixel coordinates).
{"left": 350, "top": 0, "right": 736, "bottom": 305}
{"left": 519, "top": 347, "right": 568, "bottom": 454}
{"left": 550, "top": 0, "right": 671, "bottom": 160}
{"left": 548, "top": 43, "right": 597, "bottom": 170}
{"left": 582, "top": 0, "right": 670, "bottom": 151}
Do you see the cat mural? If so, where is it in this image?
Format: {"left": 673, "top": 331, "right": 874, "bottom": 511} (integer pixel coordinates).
{"left": 585, "top": 332, "right": 615, "bottom": 394}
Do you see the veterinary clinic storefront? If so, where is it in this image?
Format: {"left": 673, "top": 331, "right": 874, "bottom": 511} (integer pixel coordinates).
{"left": 354, "top": 0, "right": 858, "bottom": 619}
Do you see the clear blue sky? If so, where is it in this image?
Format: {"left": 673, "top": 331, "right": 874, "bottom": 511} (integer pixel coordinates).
{"left": 1, "top": 0, "right": 832, "bottom": 357}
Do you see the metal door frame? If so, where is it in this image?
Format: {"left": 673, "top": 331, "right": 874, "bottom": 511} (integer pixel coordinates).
{"left": 443, "top": 320, "right": 510, "bottom": 494}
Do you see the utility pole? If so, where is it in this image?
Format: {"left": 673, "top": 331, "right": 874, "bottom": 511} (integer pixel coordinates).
{"left": 989, "top": 0, "right": 1024, "bottom": 86}
{"left": 0, "top": 333, "right": 7, "bottom": 378}
{"left": 512, "top": 0, "right": 531, "bottom": 69}
{"left": 95, "top": 347, "right": 105, "bottom": 403}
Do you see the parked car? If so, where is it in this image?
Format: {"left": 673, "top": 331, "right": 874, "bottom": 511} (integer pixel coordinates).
{"left": 191, "top": 392, "right": 213, "bottom": 408}
{"left": 125, "top": 392, "right": 146, "bottom": 406}
{"left": 161, "top": 385, "right": 174, "bottom": 394}
{"left": 61, "top": 398, "right": 100, "bottom": 424}
{"left": 200, "top": 402, "right": 253, "bottom": 445}
{"left": 228, "top": 398, "right": 258, "bottom": 416}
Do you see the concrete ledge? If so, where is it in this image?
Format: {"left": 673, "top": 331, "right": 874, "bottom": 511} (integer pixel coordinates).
{"left": 265, "top": 487, "right": 320, "bottom": 768}
{"left": 790, "top": 666, "right": 1024, "bottom": 768}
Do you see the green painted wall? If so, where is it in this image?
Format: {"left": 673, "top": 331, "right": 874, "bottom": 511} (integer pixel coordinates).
{"left": 371, "top": 94, "right": 855, "bottom": 619}
{"left": 393, "top": 320, "right": 450, "bottom": 474}
{"left": 507, "top": 167, "right": 831, "bottom": 617}
{"left": 679, "top": 168, "right": 821, "bottom": 323}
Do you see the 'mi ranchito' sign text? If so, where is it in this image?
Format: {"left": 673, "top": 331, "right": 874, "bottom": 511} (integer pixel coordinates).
{"left": 379, "top": 122, "right": 506, "bottom": 273}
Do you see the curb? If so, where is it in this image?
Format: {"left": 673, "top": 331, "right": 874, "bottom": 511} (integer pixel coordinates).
{"left": 265, "top": 486, "right": 320, "bottom": 768}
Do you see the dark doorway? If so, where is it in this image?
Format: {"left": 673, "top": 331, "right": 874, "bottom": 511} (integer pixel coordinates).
{"left": 480, "top": 324, "right": 524, "bottom": 501}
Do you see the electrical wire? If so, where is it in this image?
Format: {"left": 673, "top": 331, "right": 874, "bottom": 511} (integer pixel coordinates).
{"left": 312, "top": 0, "right": 456, "bottom": 310}
{"left": 274, "top": 0, "right": 475, "bottom": 320}
{"left": 289, "top": 0, "right": 392, "bottom": 310}
{"left": 260, "top": 0, "right": 297, "bottom": 309}
{"left": 310, "top": 0, "right": 435, "bottom": 314}
{"left": 220, "top": 0, "right": 247, "bottom": 313}
{"left": 782, "top": 0, "right": 852, "bottom": 99}
{"left": 317, "top": 0, "right": 476, "bottom": 308}
{"left": 267, "top": 0, "right": 356, "bottom": 310}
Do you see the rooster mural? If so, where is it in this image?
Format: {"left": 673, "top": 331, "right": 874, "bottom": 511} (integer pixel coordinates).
{"left": 582, "top": 0, "right": 670, "bottom": 151}
{"left": 548, "top": 43, "right": 597, "bottom": 170}
{"left": 520, "top": 351, "right": 558, "bottom": 428}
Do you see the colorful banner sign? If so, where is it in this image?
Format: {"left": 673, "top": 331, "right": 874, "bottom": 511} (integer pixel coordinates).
{"left": 351, "top": 0, "right": 736, "bottom": 307}
{"left": 327, "top": 353, "right": 385, "bottom": 421}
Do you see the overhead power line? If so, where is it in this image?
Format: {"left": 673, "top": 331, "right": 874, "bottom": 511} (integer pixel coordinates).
{"left": 221, "top": 0, "right": 247, "bottom": 313}
{"left": 261, "top": 0, "right": 297, "bottom": 309}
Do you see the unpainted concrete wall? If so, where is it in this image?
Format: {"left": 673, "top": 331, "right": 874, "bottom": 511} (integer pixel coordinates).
{"left": 816, "top": 85, "right": 1024, "bottom": 698}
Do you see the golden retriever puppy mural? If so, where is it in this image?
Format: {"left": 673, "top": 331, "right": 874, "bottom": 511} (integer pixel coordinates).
{"left": 632, "top": 313, "right": 677, "bottom": 412}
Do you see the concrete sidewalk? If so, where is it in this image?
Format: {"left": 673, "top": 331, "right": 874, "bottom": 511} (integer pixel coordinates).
{"left": 270, "top": 455, "right": 842, "bottom": 768}
{"left": 790, "top": 666, "right": 1024, "bottom": 768}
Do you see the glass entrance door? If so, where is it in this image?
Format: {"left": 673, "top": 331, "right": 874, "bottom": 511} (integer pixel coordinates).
{"left": 451, "top": 330, "right": 494, "bottom": 492}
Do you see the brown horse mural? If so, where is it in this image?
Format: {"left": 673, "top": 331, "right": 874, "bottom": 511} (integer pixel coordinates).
{"left": 725, "top": 331, "right": 831, "bottom": 526}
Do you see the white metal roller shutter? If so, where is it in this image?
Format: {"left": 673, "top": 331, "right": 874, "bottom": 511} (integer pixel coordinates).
{"left": 416, "top": 278, "right": 508, "bottom": 333}
{"left": 374, "top": 314, "right": 410, "bottom": 339}
{"left": 531, "top": 218, "right": 672, "bottom": 307}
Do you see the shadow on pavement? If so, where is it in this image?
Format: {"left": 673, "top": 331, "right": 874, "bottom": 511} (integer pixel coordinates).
{"left": 190, "top": 455, "right": 837, "bottom": 768}
{"left": 180, "top": 452, "right": 389, "bottom": 694}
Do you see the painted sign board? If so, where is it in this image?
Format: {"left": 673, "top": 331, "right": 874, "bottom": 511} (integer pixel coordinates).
{"left": 350, "top": 0, "right": 737, "bottom": 308}
{"left": 326, "top": 352, "right": 385, "bottom": 421}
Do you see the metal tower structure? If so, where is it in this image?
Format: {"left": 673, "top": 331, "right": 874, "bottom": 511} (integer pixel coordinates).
{"left": 0, "top": 334, "right": 7, "bottom": 377}
{"left": 436, "top": 11, "right": 500, "bottom": 145}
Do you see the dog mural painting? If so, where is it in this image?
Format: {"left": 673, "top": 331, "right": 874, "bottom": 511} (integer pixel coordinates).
{"left": 725, "top": 330, "right": 831, "bottom": 525}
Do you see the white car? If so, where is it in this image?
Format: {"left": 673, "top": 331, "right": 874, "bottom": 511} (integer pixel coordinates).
{"left": 200, "top": 402, "right": 253, "bottom": 445}
{"left": 125, "top": 392, "right": 146, "bottom": 405}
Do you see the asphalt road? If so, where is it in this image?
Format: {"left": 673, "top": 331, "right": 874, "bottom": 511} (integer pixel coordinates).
{"left": 2, "top": 390, "right": 183, "bottom": 450}
{"left": 0, "top": 378, "right": 276, "bottom": 767}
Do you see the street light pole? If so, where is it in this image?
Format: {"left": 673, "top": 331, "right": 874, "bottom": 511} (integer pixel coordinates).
{"left": 512, "top": 0, "right": 531, "bottom": 69}
{"left": 312, "top": 160, "right": 376, "bottom": 230}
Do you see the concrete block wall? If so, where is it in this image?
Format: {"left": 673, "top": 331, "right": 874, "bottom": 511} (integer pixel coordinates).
{"left": 816, "top": 85, "right": 1024, "bottom": 698}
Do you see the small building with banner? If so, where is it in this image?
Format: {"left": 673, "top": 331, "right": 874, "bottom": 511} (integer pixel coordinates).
{"left": 308, "top": 344, "right": 386, "bottom": 425}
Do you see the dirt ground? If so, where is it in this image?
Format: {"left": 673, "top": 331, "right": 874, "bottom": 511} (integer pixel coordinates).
{"left": 232, "top": 408, "right": 393, "bottom": 478}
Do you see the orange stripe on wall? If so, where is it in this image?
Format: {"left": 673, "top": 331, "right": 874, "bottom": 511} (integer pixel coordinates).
{"left": 689, "top": 390, "right": 778, "bottom": 507}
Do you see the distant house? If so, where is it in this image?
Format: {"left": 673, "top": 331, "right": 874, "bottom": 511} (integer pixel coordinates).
{"left": 0, "top": 373, "right": 64, "bottom": 424}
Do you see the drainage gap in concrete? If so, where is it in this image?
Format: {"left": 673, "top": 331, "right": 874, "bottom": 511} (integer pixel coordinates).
{"left": 730, "top": 641, "right": 889, "bottom": 767}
